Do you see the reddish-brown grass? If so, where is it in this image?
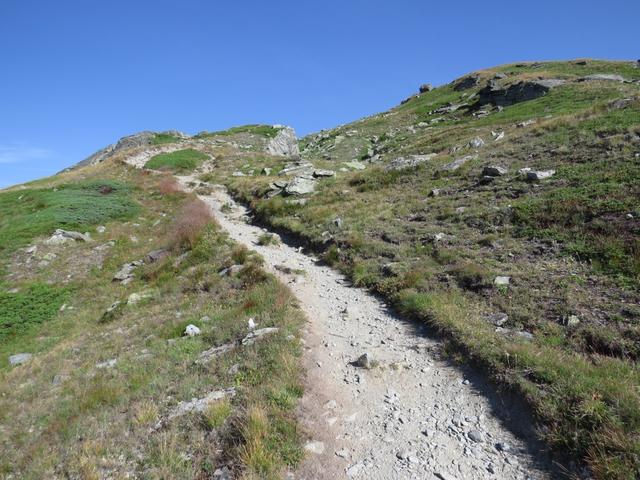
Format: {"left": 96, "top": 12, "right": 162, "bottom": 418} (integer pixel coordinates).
{"left": 158, "top": 176, "right": 182, "bottom": 195}
{"left": 169, "top": 198, "right": 213, "bottom": 250}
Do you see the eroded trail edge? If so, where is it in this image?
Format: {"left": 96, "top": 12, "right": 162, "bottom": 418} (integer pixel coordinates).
{"left": 180, "top": 176, "right": 551, "bottom": 480}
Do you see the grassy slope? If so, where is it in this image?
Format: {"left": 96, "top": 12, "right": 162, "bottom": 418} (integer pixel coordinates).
{"left": 0, "top": 163, "right": 305, "bottom": 479}
{"left": 202, "top": 60, "right": 640, "bottom": 478}
{"left": 145, "top": 149, "right": 209, "bottom": 172}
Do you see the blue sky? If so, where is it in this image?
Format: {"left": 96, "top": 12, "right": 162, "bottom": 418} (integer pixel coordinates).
{"left": 1, "top": 0, "right": 639, "bottom": 188}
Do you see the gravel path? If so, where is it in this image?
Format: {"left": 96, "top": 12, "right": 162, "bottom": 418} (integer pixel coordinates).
{"left": 176, "top": 176, "right": 552, "bottom": 480}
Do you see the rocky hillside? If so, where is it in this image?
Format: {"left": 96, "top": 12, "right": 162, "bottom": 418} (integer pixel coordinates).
{"left": 1, "top": 58, "right": 639, "bottom": 479}
{"left": 202, "top": 59, "right": 640, "bottom": 478}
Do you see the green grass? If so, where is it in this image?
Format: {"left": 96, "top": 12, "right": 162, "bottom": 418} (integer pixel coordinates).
{"left": 0, "top": 283, "right": 70, "bottom": 344}
{"left": 208, "top": 59, "right": 640, "bottom": 479}
{"left": 196, "top": 124, "right": 281, "bottom": 139}
{"left": 151, "top": 133, "right": 182, "bottom": 145}
{"left": 0, "top": 179, "right": 138, "bottom": 259}
{"left": 145, "top": 148, "right": 208, "bottom": 172}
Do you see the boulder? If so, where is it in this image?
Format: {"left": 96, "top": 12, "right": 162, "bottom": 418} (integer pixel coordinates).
{"left": 284, "top": 176, "right": 316, "bottom": 196}
{"left": 9, "top": 353, "right": 32, "bottom": 366}
{"left": 184, "top": 324, "right": 201, "bottom": 337}
{"left": 482, "top": 166, "right": 507, "bottom": 177}
{"left": 385, "top": 154, "right": 436, "bottom": 171}
{"left": 279, "top": 161, "right": 314, "bottom": 176}
{"left": 352, "top": 353, "right": 372, "bottom": 369}
{"left": 468, "top": 137, "right": 485, "bottom": 148}
{"left": 46, "top": 229, "right": 91, "bottom": 245}
{"left": 453, "top": 74, "right": 480, "bottom": 91}
{"left": 266, "top": 126, "right": 300, "bottom": 156}
{"left": 579, "top": 74, "right": 625, "bottom": 82}
{"left": 419, "top": 83, "right": 433, "bottom": 93}
{"left": 477, "top": 79, "right": 565, "bottom": 107}
{"left": 519, "top": 168, "right": 555, "bottom": 181}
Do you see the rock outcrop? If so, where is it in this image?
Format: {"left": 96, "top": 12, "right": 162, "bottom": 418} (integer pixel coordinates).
{"left": 477, "top": 79, "right": 565, "bottom": 107}
{"left": 267, "top": 126, "right": 300, "bottom": 157}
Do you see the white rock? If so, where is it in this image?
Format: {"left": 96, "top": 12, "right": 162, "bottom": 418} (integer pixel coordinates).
{"left": 184, "top": 324, "right": 201, "bottom": 336}
{"left": 304, "top": 441, "right": 325, "bottom": 454}
{"left": 494, "top": 276, "right": 510, "bottom": 286}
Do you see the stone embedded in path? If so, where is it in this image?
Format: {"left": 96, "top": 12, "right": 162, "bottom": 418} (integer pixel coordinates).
{"left": 468, "top": 430, "right": 485, "bottom": 443}
{"left": 304, "top": 441, "right": 325, "bottom": 455}
{"left": 352, "top": 353, "right": 372, "bottom": 369}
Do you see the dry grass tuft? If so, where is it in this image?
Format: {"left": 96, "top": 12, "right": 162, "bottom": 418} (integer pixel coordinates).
{"left": 158, "top": 175, "right": 182, "bottom": 195}
{"left": 169, "top": 198, "right": 214, "bottom": 250}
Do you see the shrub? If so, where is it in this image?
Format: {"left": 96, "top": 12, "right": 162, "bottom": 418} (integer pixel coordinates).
{"left": 169, "top": 199, "right": 214, "bottom": 250}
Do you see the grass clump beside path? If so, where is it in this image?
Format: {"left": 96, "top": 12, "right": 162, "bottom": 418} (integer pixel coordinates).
{"left": 0, "top": 179, "right": 138, "bottom": 258}
{"left": 145, "top": 148, "right": 208, "bottom": 172}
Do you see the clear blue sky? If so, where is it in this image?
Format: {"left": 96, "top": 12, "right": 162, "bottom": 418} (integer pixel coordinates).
{"left": 1, "top": 0, "right": 639, "bottom": 188}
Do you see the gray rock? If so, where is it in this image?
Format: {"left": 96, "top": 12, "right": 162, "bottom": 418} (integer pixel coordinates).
{"left": 482, "top": 165, "right": 507, "bottom": 177}
{"left": 496, "top": 442, "right": 513, "bottom": 453}
{"left": 419, "top": 83, "right": 433, "bottom": 93}
{"left": 334, "top": 217, "right": 343, "bottom": 229}
{"left": 9, "top": 353, "right": 32, "bottom": 366}
{"left": 517, "top": 331, "right": 535, "bottom": 340}
{"left": 468, "top": 137, "right": 485, "bottom": 148}
{"left": 267, "top": 126, "right": 300, "bottom": 157}
{"left": 145, "top": 248, "right": 170, "bottom": 264}
{"left": 219, "top": 264, "right": 243, "bottom": 277}
{"left": 343, "top": 161, "right": 366, "bottom": 170}
{"left": 261, "top": 167, "right": 272, "bottom": 175}
{"left": 196, "top": 343, "right": 235, "bottom": 364}
{"left": 580, "top": 74, "right": 625, "bottom": 82}
{"left": 231, "top": 171, "right": 246, "bottom": 177}
{"left": 468, "top": 430, "right": 485, "bottom": 443}
{"left": 385, "top": 154, "right": 436, "bottom": 171}
{"left": 352, "top": 353, "right": 372, "bottom": 369}
{"left": 96, "top": 358, "right": 117, "bottom": 369}
{"left": 113, "top": 260, "right": 143, "bottom": 283}
{"left": 485, "top": 313, "right": 509, "bottom": 326}
{"left": 241, "top": 327, "right": 279, "bottom": 346}
{"left": 46, "top": 229, "right": 91, "bottom": 245}
{"left": 478, "top": 79, "right": 565, "bottom": 107}
{"left": 494, "top": 276, "right": 510, "bottom": 286}
{"left": 453, "top": 74, "right": 480, "bottom": 91}
{"left": 304, "top": 441, "right": 325, "bottom": 454}
{"left": 212, "top": 467, "right": 232, "bottom": 479}
{"left": 441, "top": 154, "right": 477, "bottom": 172}
{"left": 284, "top": 176, "right": 316, "bottom": 196}
{"left": 519, "top": 168, "right": 555, "bottom": 181}
{"left": 565, "top": 314, "right": 580, "bottom": 327}
{"left": 313, "top": 169, "right": 336, "bottom": 177}
{"left": 100, "top": 300, "right": 123, "bottom": 323}
{"left": 279, "top": 162, "right": 314, "bottom": 176}
{"left": 160, "top": 388, "right": 236, "bottom": 427}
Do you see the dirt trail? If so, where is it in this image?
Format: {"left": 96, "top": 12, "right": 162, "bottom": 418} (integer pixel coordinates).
{"left": 174, "top": 175, "right": 552, "bottom": 480}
